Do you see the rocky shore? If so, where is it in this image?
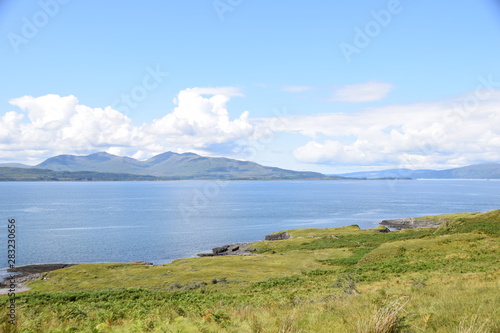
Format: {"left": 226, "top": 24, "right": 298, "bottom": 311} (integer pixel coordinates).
{"left": 380, "top": 218, "right": 441, "bottom": 229}
{"left": 197, "top": 231, "right": 291, "bottom": 257}
{"left": 0, "top": 219, "right": 437, "bottom": 293}
{"left": 0, "top": 264, "right": 75, "bottom": 293}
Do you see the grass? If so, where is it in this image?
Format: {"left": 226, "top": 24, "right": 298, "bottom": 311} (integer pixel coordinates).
{"left": 355, "top": 299, "right": 408, "bottom": 333}
{"left": 0, "top": 209, "right": 498, "bottom": 332}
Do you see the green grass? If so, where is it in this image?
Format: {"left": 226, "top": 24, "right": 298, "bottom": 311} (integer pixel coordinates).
{"left": 1, "top": 209, "right": 498, "bottom": 332}
{"left": 436, "top": 209, "right": 500, "bottom": 235}
{"left": 319, "top": 246, "right": 376, "bottom": 266}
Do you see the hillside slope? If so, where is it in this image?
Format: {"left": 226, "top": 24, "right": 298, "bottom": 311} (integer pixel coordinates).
{"left": 339, "top": 163, "right": 500, "bottom": 179}
{"left": 0, "top": 167, "right": 158, "bottom": 181}
{"left": 34, "top": 151, "right": 329, "bottom": 179}
{"left": 2, "top": 209, "right": 498, "bottom": 332}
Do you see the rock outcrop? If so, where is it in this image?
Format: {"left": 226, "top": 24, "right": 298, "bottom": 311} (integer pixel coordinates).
{"left": 198, "top": 243, "right": 256, "bottom": 257}
{"left": 197, "top": 231, "right": 291, "bottom": 257}
{"left": 265, "top": 231, "right": 290, "bottom": 241}
{"left": 380, "top": 218, "right": 441, "bottom": 229}
{"left": 7, "top": 264, "right": 75, "bottom": 274}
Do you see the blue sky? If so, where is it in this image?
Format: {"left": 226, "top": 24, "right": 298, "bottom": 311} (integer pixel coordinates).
{"left": 1, "top": 0, "right": 499, "bottom": 173}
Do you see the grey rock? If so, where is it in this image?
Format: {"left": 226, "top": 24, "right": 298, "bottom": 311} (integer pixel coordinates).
{"left": 265, "top": 231, "right": 290, "bottom": 241}
{"left": 380, "top": 218, "right": 441, "bottom": 229}
{"left": 198, "top": 242, "right": 256, "bottom": 257}
{"left": 7, "top": 263, "right": 75, "bottom": 274}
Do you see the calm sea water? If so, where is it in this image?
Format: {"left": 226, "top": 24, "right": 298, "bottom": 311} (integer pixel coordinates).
{"left": 0, "top": 180, "right": 498, "bottom": 274}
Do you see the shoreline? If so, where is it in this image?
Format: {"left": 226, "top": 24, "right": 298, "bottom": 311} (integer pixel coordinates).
{"left": 0, "top": 220, "right": 439, "bottom": 294}
{"left": 0, "top": 264, "right": 76, "bottom": 294}
{"left": 0, "top": 231, "right": 293, "bottom": 293}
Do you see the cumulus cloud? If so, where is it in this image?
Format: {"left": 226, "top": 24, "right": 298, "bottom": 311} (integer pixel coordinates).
{"left": 10, "top": 94, "right": 78, "bottom": 129}
{"left": 1, "top": 86, "right": 499, "bottom": 170}
{"left": 293, "top": 140, "right": 381, "bottom": 165}
{"left": 292, "top": 91, "right": 500, "bottom": 169}
{"left": 330, "top": 81, "right": 393, "bottom": 103}
{"left": 0, "top": 88, "right": 255, "bottom": 164}
{"left": 1, "top": 95, "right": 139, "bottom": 161}
{"left": 144, "top": 87, "right": 253, "bottom": 147}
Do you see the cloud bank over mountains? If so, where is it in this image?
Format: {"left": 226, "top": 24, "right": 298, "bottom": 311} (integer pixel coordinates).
{"left": 290, "top": 93, "right": 500, "bottom": 169}
{"left": 1, "top": 86, "right": 499, "bottom": 171}
{"left": 1, "top": 88, "right": 256, "bottom": 163}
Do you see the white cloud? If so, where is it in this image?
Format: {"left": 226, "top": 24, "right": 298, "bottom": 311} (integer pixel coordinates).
{"left": 281, "top": 86, "right": 313, "bottom": 93}
{"left": 0, "top": 111, "right": 24, "bottom": 143}
{"left": 292, "top": 91, "right": 500, "bottom": 169}
{"left": 10, "top": 94, "right": 77, "bottom": 129}
{"left": 2, "top": 95, "right": 139, "bottom": 157}
{"left": 0, "top": 88, "right": 255, "bottom": 164}
{"left": 145, "top": 87, "right": 254, "bottom": 148}
{"left": 1, "top": 87, "right": 499, "bottom": 171}
{"left": 330, "top": 81, "right": 394, "bottom": 103}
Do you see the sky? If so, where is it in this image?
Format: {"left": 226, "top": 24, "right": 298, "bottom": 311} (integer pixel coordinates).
{"left": 0, "top": 0, "right": 499, "bottom": 174}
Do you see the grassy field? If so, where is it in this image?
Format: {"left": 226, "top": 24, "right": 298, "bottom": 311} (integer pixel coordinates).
{"left": 1, "top": 209, "right": 498, "bottom": 332}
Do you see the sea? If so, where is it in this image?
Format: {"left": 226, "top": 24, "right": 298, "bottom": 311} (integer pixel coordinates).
{"left": 0, "top": 179, "right": 498, "bottom": 278}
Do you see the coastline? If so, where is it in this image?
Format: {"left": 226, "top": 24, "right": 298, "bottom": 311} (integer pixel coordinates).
{"left": 0, "top": 230, "right": 292, "bottom": 293}
{"left": 0, "top": 264, "right": 76, "bottom": 294}
{"left": 0, "top": 218, "right": 441, "bottom": 294}
{"left": 0, "top": 209, "right": 497, "bottom": 331}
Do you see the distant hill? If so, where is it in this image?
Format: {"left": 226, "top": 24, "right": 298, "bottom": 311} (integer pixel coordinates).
{"left": 338, "top": 168, "right": 433, "bottom": 179}
{"left": 338, "top": 163, "right": 500, "bottom": 179}
{"left": 0, "top": 167, "right": 159, "bottom": 181}
{"left": 7, "top": 152, "right": 496, "bottom": 180}
{"left": 29, "top": 151, "right": 331, "bottom": 180}
{"left": 0, "top": 162, "right": 32, "bottom": 168}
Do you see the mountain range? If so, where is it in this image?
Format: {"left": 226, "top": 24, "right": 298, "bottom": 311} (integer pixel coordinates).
{"left": 337, "top": 163, "right": 500, "bottom": 179}
{"left": 0, "top": 152, "right": 329, "bottom": 180}
{"left": 0, "top": 152, "right": 498, "bottom": 180}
